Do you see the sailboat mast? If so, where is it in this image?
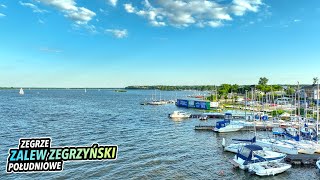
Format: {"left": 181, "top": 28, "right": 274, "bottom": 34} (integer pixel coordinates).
{"left": 294, "top": 91, "right": 297, "bottom": 116}
{"left": 298, "top": 82, "right": 300, "bottom": 116}
{"left": 245, "top": 90, "right": 248, "bottom": 119}
{"left": 297, "top": 81, "right": 301, "bottom": 138}
{"left": 317, "top": 79, "right": 319, "bottom": 143}
{"left": 252, "top": 88, "right": 257, "bottom": 137}
{"left": 304, "top": 92, "right": 307, "bottom": 121}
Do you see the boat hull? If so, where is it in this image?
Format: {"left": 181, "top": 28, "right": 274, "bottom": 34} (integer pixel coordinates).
{"left": 213, "top": 126, "right": 243, "bottom": 133}
{"left": 249, "top": 162, "right": 291, "bottom": 176}
{"left": 255, "top": 140, "right": 299, "bottom": 155}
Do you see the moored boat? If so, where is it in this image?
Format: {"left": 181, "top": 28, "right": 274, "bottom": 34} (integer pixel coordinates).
{"left": 248, "top": 161, "right": 291, "bottom": 176}
{"left": 222, "top": 137, "right": 256, "bottom": 153}
{"left": 255, "top": 139, "right": 299, "bottom": 155}
{"left": 169, "top": 111, "right": 191, "bottom": 119}
{"left": 232, "top": 145, "right": 286, "bottom": 170}
{"left": 284, "top": 140, "right": 316, "bottom": 154}
{"left": 213, "top": 113, "right": 244, "bottom": 133}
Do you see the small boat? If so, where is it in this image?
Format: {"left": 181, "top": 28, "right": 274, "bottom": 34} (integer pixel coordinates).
{"left": 213, "top": 113, "right": 244, "bottom": 133}
{"left": 232, "top": 144, "right": 286, "bottom": 170}
{"left": 222, "top": 137, "right": 256, "bottom": 154}
{"left": 199, "top": 115, "right": 208, "bottom": 121}
{"left": 248, "top": 161, "right": 291, "bottom": 176}
{"left": 148, "top": 100, "right": 167, "bottom": 105}
{"left": 115, "top": 89, "right": 127, "bottom": 93}
{"left": 19, "top": 88, "right": 24, "bottom": 95}
{"left": 169, "top": 111, "right": 191, "bottom": 119}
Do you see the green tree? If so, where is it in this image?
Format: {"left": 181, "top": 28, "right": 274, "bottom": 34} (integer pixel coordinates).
{"left": 257, "top": 77, "right": 269, "bottom": 93}
{"left": 286, "top": 86, "right": 295, "bottom": 95}
{"left": 313, "top": 77, "right": 319, "bottom": 86}
{"left": 231, "top": 84, "right": 239, "bottom": 93}
{"left": 258, "top": 77, "right": 269, "bottom": 86}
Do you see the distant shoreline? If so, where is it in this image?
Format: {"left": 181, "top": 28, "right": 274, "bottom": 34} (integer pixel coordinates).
{"left": 0, "top": 88, "right": 126, "bottom": 90}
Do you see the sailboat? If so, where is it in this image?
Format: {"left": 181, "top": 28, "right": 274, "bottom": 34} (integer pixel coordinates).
{"left": 19, "top": 88, "right": 24, "bottom": 95}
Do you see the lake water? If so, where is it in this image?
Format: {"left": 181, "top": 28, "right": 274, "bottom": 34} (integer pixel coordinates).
{"left": 0, "top": 90, "right": 318, "bottom": 179}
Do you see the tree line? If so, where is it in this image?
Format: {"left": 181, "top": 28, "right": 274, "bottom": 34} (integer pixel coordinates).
{"left": 126, "top": 77, "right": 284, "bottom": 94}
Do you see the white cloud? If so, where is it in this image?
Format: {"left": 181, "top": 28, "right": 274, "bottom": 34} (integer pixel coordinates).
{"left": 108, "top": 0, "right": 118, "bottom": 7}
{"left": 124, "top": 0, "right": 265, "bottom": 28}
{"left": 37, "top": 0, "right": 96, "bottom": 24}
{"left": 208, "top": 21, "right": 223, "bottom": 27}
{"left": 1, "top": 4, "right": 7, "bottom": 8}
{"left": 19, "top": 1, "right": 48, "bottom": 13}
{"left": 0, "top": 13, "right": 6, "bottom": 17}
{"left": 124, "top": 4, "right": 135, "bottom": 13}
{"left": 105, "top": 29, "right": 128, "bottom": 38}
{"left": 294, "top": 19, "right": 301, "bottom": 22}
{"left": 231, "top": 0, "right": 263, "bottom": 16}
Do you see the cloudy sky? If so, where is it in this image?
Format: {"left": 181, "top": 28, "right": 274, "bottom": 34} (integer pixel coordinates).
{"left": 0, "top": 0, "right": 320, "bottom": 87}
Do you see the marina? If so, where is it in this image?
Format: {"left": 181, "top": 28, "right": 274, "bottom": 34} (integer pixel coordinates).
{"left": 1, "top": 89, "right": 320, "bottom": 179}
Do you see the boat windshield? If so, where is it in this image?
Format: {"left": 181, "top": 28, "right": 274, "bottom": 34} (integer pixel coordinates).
{"left": 240, "top": 147, "right": 251, "bottom": 159}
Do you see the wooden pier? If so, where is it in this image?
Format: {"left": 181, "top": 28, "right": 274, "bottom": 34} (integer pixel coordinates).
{"left": 285, "top": 154, "right": 320, "bottom": 166}
{"left": 194, "top": 125, "right": 273, "bottom": 131}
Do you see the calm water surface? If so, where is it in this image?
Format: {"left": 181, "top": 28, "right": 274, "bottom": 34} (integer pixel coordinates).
{"left": 0, "top": 90, "right": 318, "bottom": 179}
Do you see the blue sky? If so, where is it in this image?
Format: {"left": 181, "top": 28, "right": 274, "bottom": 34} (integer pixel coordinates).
{"left": 0, "top": 0, "right": 319, "bottom": 88}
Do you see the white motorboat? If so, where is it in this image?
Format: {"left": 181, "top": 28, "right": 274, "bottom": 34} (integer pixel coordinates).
{"left": 248, "top": 161, "right": 291, "bottom": 176}
{"left": 169, "top": 111, "right": 191, "bottom": 119}
{"left": 224, "top": 143, "right": 247, "bottom": 153}
{"left": 148, "top": 100, "right": 167, "bottom": 105}
{"left": 213, "top": 113, "right": 243, "bottom": 133}
{"left": 284, "top": 140, "right": 316, "bottom": 154}
{"left": 255, "top": 139, "right": 299, "bottom": 155}
{"left": 232, "top": 145, "right": 286, "bottom": 170}
{"left": 300, "top": 140, "right": 320, "bottom": 154}
{"left": 19, "top": 88, "right": 24, "bottom": 95}
{"left": 222, "top": 137, "right": 256, "bottom": 154}
{"left": 213, "top": 120, "right": 243, "bottom": 132}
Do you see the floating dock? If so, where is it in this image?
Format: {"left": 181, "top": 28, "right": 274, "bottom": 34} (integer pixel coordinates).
{"left": 285, "top": 154, "right": 320, "bottom": 166}
{"left": 190, "top": 114, "right": 245, "bottom": 119}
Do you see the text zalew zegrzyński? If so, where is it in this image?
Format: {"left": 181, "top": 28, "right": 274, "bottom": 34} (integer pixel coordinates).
{"left": 7, "top": 138, "right": 118, "bottom": 173}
